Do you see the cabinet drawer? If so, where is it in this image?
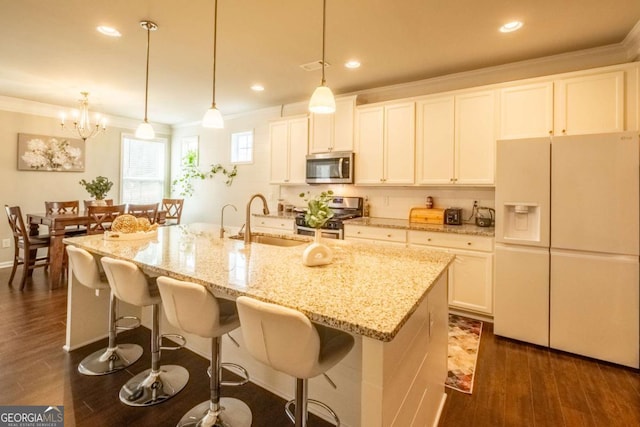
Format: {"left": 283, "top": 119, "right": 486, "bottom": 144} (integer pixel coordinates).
{"left": 253, "top": 216, "right": 294, "bottom": 232}
{"left": 344, "top": 225, "right": 407, "bottom": 243}
{"left": 408, "top": 230, "right": 493, "bottom": 252}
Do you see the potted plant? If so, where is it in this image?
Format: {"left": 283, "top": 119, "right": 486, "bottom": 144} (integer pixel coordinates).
{"left": 79, "top": 176, "right": 113, "bottom": 205}
{"left": 299, "top": 190, "right": 334, "bottom": 266}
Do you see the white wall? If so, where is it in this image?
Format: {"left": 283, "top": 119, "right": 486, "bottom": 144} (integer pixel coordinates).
{"left": 170, "top": 106, "right": 284, "bottom": 228}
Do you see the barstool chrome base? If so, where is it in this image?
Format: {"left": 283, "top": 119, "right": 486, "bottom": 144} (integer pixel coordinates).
{"left": 119, "top": 365, "right": 189, "bottom": 407}
{"left": 177, "top": 398, "right": 252, "bottom": 427}
{"left": 78, "top": 344, "right": 143, "bottom": 376}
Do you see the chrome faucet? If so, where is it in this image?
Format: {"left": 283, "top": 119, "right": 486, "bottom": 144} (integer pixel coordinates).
{"left": 220, "top": 203, "right": 237, "bottom": 238}
{"left": 245, "top": 193, "right": 270, "bottom": 244}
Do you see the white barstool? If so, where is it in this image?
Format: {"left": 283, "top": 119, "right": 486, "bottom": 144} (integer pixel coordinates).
{"left": 101, "top": 257, "right": 189, "bottom": 407}
{"left": 157, "top": 276, "right": 252, "bottom": 426}
{"left": 236, "top": 296, "right": 354, "bottom": 427}
{"left": 66, "top": 246, "right": 143, "bottom": 375}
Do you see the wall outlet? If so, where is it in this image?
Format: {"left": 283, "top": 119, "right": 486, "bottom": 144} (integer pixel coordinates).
{"left": 2, "top": 238, "right": 10, "bottom": 248}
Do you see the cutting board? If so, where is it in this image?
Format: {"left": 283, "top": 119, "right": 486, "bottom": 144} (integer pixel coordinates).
{"left": 409, "top": 207, "right": 445, "bottom": 224}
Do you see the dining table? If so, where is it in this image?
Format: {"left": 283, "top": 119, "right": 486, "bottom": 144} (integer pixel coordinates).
{"left": 27, "top": 212, "right": 93, "bottom": 289}
{"left": 27, "top": 209, "right": 168, "bottom": 290}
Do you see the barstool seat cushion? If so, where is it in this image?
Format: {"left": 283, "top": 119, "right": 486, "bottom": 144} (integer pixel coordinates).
{"left": 101, "top": 257, "right": 160, "bottom": 307}
{"left": 236, "top": 296, "right": 354, "bottom": 380}
{"left": 157, "top": 276, "right": 240, "bottom": 338}
{"left": 66, "top": 246, "right": 110, "bottom": 291}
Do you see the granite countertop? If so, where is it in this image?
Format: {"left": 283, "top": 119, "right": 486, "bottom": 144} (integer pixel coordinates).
{"left": 64, "top": 223, "right": 454, "bottom": 342}
{"left": 345, "top": 217, "right": 495, "bottom": 237}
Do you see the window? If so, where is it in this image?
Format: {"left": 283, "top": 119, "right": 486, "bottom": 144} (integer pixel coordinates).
{"left": 121, "top": 134, "right": 166, "bottom": 203}
{"left": 231, "top": 130, "right": 253, "bottom": 164}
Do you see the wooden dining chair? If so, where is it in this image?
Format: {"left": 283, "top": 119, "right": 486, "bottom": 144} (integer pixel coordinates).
{"left": 161, "top": 198, "right": 184, "bottom": 225}
{"left": 45, "top": 200, "right": 86, "bottom": 236}
{"left": 87, "top": 204, "right": 125, "bottom": 234}
{"left": 4, "top": 205, "right": 51, "bottom": 290}
{"left": 126, "top": 203, "right": 159, "bottom": 224}
{"left": 83, "top": 199, "right": 114, "bottom": 210}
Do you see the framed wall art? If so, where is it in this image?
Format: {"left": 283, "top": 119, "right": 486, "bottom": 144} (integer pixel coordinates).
{"left": 17, "top": 133, "right": 85, "bottom": 172}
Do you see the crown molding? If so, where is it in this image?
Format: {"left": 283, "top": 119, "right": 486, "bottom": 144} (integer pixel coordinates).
{"left": 623, "top": 19, "right": 640, "bottom": 61}
{"left": 0, "top": 95, "right": 171, "bottom": 134}
{"left": 354, "top": 42, "right": 632, "bottom": 105}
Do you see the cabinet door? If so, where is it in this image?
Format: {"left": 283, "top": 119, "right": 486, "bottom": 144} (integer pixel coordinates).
{"left": 269, "top": 121, "right": 290, "bottom": 184}
{"left": 355, "top": 106, "right": 385, "bottom": 184}
{"left": 448, "top": 248, "right": 493, "bottom": 314}
{"left": 288, "top": 117, "right": 308, "bottom": 184}
{"left": 309, "top": 112, "right": 333, "bottom": 154}
{"left": 499, "top": 82, "right": 554, "bottom": 139}
{"left": 309, "top": 97, "right": 355, "bottom": 153}
{"left": 416, "top": 96, "right": 455, "bottom": 184}
{"left": 455, "top": 90, "right": 496, "bottom": 185}
{"left": 554, "top": 71, "right": 625, "bottom": 135}
{"left": 384, "top": 102, "right": 415, "bottom": 184}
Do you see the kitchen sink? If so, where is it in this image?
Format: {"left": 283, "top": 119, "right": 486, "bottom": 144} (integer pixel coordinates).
{"left": 228, "top": 234, "right": 306, "bottom": 247}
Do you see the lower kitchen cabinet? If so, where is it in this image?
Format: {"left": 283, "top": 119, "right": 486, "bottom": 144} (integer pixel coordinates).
{"left": 252, "top": 216, "right": 295, "bottom": 234}
{"left": 344, "top": 224, "right": 407, "bottom": 246}
{"left": 408, "top": 230, "right": 494, "bottom": 315}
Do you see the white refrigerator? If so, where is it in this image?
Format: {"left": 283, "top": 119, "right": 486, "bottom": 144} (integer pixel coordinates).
{"left": 494, "top": 132, "right": 639, "bottom": 368}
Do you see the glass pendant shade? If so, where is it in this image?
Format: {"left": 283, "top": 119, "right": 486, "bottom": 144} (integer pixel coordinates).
{"left": 202, "top": 105, "right": 224, "bottom": 128}
{"left": 135, "top": 121, "right": 155, "bottom": 139}
{"left": 309, "top": 85, "right": 336, "bottom": 114}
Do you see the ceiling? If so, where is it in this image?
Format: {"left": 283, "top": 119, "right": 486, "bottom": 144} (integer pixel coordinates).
{"left": 1, "top": 0, "right": 640, "bottom": 126}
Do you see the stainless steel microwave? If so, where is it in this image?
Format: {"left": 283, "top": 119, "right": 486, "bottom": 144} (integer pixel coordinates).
{"left": 305, "top": 151, "right": 354, "bottom": 184}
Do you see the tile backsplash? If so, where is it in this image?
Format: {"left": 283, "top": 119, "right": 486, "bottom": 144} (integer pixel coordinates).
{"left": 277, "top": 185, "right": 495, "bottom": 223}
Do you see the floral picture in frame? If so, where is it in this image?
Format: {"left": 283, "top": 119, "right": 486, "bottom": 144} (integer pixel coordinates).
{"left": 17, "top": 133, "right": 85, "bottom": 172}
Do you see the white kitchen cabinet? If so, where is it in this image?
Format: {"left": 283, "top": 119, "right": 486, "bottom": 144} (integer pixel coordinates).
{"left": 416, "top": 90, "right": 496, "bottom": 185}
{"left": 269, "top": 116, "right": 308, "bottom": 184}
{"left": 355, "top": 101, "right": 415, "bottom": 185}
{"left": 408, "top": 230, "right": 494, "bottom": 315}
{"left": 309, "top": 96, "right": 356, "bottom": 153}
{"left": 554, "top": 70, "right": 625, "bottom": 135}
{"left": 499, "top": 82, "right": 554, "bottom": 139}
{"left": 344, "top": 224, "right": 407, "bottom": 246}
{"left": 251, "top": 215, "right": 295, "bottom": 234}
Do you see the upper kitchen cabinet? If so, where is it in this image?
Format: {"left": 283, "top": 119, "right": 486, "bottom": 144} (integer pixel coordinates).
{"left": 499, "top": 82, "right": 554, "bottom": 139}
{"left": 355, "top": 101, "right": 415, "bottom": 185}
{"left": 416, "top": 89, "right": 497, "bottom": 185}
{"left": 499, "top": 65, "right": 639, "bottom": 138}
{"left": 309, "top": 96, "right": 356, "bottom": 153}
{"left": 554, "top": 70, "right": 624, "bottom": 135}
{"left": 269, "top": 116, "right": 308, "bottom": 184}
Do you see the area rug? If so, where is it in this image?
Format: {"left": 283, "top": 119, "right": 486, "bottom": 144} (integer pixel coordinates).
{"left": 445, "top": 314, "right": 483, "bottom": 394}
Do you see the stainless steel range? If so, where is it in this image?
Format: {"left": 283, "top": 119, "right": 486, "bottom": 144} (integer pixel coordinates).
{"left": 295, "top": 196, "right": 363, "bottom": 239}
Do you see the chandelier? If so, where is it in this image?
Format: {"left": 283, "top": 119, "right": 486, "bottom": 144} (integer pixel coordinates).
{"left": 60, "top": 92, "right": 107, "bottom": 141}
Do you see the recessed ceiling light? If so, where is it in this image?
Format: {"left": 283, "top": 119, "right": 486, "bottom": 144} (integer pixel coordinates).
{"left": 500, "top": 21, "right": 523, "bottom": 33}
{"left": 97, "top": 26, "right": 121, "bottom": 37}
{"left": 251, "top": 84, "right": 265, "bottom": 92}
{"left": 345, "top": 60, "right": 361, "bottom": 69}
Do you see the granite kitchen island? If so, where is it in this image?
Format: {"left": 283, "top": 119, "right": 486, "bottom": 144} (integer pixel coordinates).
{"left": 64, "top": 223, "right": 454, "bottom": 427}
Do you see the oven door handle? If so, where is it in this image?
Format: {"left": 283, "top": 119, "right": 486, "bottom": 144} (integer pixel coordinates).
{"left": 338, "top": 157, "right": 344, "bottom": 179}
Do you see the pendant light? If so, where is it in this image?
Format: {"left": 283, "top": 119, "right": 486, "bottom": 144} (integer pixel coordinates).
{"left": 136, "top": 20, "right": 158, "bottom": 139}
{"left": 202, "top": 0, "right": 224, "bottom": 128}
{"left": 309, "top": 0, "right": 335, "bottom": 114}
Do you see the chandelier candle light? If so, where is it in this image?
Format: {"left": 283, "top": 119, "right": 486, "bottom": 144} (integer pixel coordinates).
{"left": 308, "top": 0, "right": 335, "bottom": 114}
{"left": 60, "top": 92, "right": 107, "bottom": 141}
{"left": 202, "top": 0, "right": 224, "bottom": 128}
{"left": 136, "top": 20, "right": 158, "bottom": 139}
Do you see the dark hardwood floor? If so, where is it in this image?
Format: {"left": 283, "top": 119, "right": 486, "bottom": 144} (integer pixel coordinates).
{"left": 440, "top": 321, "right": 640, "bottom": 427}
{"left": 1, "top": 267, "right": 638, "bottom": 426}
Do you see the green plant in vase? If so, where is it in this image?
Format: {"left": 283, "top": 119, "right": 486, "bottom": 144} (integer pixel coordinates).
{"left": 79, "top": 176, "right": 113, "bottom": 204}
{"left": 299, "top": 190, "right": 334, "bottom": 266}
{"left": 299, "top": 190, "right": 334, "bottom": 228}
